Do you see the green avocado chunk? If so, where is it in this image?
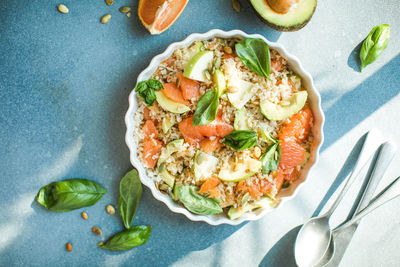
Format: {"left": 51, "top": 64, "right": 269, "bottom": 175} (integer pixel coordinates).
{"left": 260, "top": 91, "right": 307, "bottom": 121}
{"left": 248, "top": 0, "right": 317, "bottom": 32}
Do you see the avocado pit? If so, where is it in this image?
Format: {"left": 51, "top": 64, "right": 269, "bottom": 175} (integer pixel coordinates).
{"left": 267, "top": 0, "right": 298, "bottom": 14}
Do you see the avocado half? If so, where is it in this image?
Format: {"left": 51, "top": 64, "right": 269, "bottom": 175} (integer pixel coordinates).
{"left": 248, "top": 0, "right": 317, "bottom": 32}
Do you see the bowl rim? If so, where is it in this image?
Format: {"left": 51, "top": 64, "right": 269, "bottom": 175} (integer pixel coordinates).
{"left": 124, "top": 29, "right": 325, "bottom": 225}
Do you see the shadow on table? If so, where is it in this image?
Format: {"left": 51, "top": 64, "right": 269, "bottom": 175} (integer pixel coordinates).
{"left": 321, "top": 54, "right": 400, "bottom": 149}
{"left": 259, "top": 54, "right": 400, "bottom": 267}
{"left": 347, "top": 40, "right": 364, "bottom": 72}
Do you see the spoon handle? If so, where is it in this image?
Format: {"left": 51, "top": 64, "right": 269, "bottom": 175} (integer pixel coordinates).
{"left": 333, "top": 175, "right": 400, "bottom": 233}
{"left": 324, "top": 131, "right": 374, "bottom": 217}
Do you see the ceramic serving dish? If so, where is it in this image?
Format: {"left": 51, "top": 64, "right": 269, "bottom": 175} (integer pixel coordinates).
{"left": 125, "top": 29, "right": 325, "bottom": 225}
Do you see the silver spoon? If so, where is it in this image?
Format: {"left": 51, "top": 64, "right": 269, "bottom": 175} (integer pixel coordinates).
{"left": 294, "top": 133, "right": 372, "bottom": 267}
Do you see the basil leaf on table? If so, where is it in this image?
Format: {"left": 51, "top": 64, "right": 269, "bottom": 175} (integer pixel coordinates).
{"left": 36, "top": 179, "right": 106, "bottom": 212}
{"left": 360, "top": 24, "right": 390, "bottom": 72}
{"left": 260, "top": 142, "right": 281, "bottom": 174}
{"left": 99, "top": 225, "right": 152, "bottom": 251}
{"left": 135, "top": 79, "right": 163, "bottom": 106}
{"left": 222, "top": 130, "right": 258, "bottom": 151}
{"left": 119, "top": 169, "right": 143, "bottom": 229}
{"left": 178, "top": 185, "right": 223, "bottom": 215}
{"left": 235, "top": 38, "right": 270, "bottom": 78}
{"left": 192, "top": 88, "right": 219, "bottom": 126}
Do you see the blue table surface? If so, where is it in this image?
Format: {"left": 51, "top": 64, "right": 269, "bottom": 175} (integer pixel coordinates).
{"left": 1, "top": 1, "right": 399, "bottom": 266}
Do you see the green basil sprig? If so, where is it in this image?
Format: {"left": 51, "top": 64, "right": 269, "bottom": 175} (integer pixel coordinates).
{"left": 119, "top": 169, "right": 142, "bottom": 229}
{"left": 360, "top": 24, "right": 390, "bottom": 72}
{"left": 192, "top": 88, "right": 219, "bottom": 126}
{"left": 36, "top": 179, "right": 106, "bottom": 212}
{"left": 135, "top": 79, "right": 163, "bottom": 106}
{"left": 99, "top": 225, "right": 152, "bottom": 251}
{"left": 222, "top": 130, "right": 257, "bottom": 151}
{"left": 235, "top": 38, "right": 270, "bottom": 78}
{"left": 178, "top": 185, "right": 223, "bottom": 215}
{"left": 260, "top": 138, "right": 281, "bottom": 175}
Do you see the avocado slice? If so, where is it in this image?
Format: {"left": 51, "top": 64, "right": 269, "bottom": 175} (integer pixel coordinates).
{"left": 213, "top": 69, "right": 226, "bottom": 96}
{"left": 157, "top": 139, "right": 184, "bottom": 168}
{"left": 249, "top": 0, "right": 317, "bottom": 32}
{"left": 260, "top": 91, "right": 307, "bottom": 121}
{"left": 183, "top": 51, "right": 214, "bottom": 82}
{"left": 228, "top": 196, "right": 279, "bottom": 220}
{"left": 162, "top": 117, "right": 174, "bottom": 134}
{"left": 193, "top": 151, "right": 219, "bottom": 181}
{"left": 155, "top": 91, "right": 190, "bottom": 114}
{"left": 227, "top": 79, "right": 255, "bottom": 109}
{"left": 158, "top": 163, "right": 175, "bottom": 188}
{"left": 234, "top": 107, "right": 250, "bottom": 131}
{"left": 173, "top": 184, "right": 181, "bottom": 201}
{"left": 157, "top": 139, "right": 185, "bottom": 188}
{"left": 218, "top": 158, "right": 261, "bottom": 182}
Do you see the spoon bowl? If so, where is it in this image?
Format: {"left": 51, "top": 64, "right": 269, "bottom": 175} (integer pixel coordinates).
{"left": 294, "top": 216, "right": 331, "bottom": 267}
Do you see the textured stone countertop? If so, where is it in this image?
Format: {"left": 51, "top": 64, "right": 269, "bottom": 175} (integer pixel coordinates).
{"left": 0, "top": 1, "right": 399, "bottom": 266}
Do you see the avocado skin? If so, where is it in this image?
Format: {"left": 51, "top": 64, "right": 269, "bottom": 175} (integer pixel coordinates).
{"left": 248, "top": 0, "right": 317, "bottom": 32}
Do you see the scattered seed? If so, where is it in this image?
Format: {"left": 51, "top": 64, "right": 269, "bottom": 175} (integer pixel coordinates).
{"left": 105, "top": 0, "right": 113, "bottom": 6}
{"left": 106, "top": 204, "right": 115, "bottom": 215}
{"left": 228, "top": 85, "right": 239, "bottom": 93}
{"left": 204, "top": 70, "right": 211, "bottom": 80}
{"left": 159, "top": 183, "right": 169, "bottom": 192}
{"left": 253, "top": 147, "right": 262, "bottom": 158}
{"left": 57, "top": 4, "right": 69, "bottom": 14}
{"left": 233, "top": 156, "right": 238, "bottom": 171}
{"left": 98, "top": 241, "right": 104, "bottom": 247}
{"left": 81, "top": 211, "right": 88, "bottom": 220}
{"left": 232, "top": 0, "right": 241, "bottom": 12}
{"left": 274, "top": 150, "right": 278, "bottom": 161}
{"left": 119, "top": 6, "right": 131, "bottom": 13}
{"left": 92, "top": 226, "right": 103, "bottom": 236}
{"left": 66, "top": 242, "right": 72, "bottom": 252}
{"left": 224, "top": 46, "right": 233, "bottom": 54}
{"left": 282, "top": 180, "right": 291, "bottom": 188}
{"left": 101, "top": 14, "right": 111, "bottom": 24}
{"left": 126, "top": 12, "right": 132, "bottom": 18}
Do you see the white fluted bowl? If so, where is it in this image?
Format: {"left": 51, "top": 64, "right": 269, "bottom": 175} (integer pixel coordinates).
{"left": 125, "top": 29, "right": 325, "bottom": 225}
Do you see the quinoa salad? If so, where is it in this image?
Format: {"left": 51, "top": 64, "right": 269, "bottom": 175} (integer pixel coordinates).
{"left": 132, "top": 37, "right": 314, "bottom": 220}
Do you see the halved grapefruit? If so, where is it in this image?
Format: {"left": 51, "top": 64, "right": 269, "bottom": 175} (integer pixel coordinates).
{"left": 138, "top": 0, "right": 189, "bottom": 35}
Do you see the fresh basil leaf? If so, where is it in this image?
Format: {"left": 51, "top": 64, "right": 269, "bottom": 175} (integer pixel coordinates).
{"left": 147, "top": 79, "right": 163, "bottom": 90}
{"left": 260, "top": 142, "right": 281, "bottom": 174}
{"left": 222, "top": 130, "right": 257, "bottom": 151}
{"left": 135, "top": 79, "right": 163, "bottom": 106}
{"left": 192, "top": 88, "right": 219, "bottom": 126}
{"left": 235, "top": 38, "right": 270, "bottom": 78}
{"left": 36, "top": 179, "right": 106, "bottom": 212}
{"left": 99, "top": 225, "right": 151, "bottom": 251}
{"left": 178, "top": 185, "right": 223, "bottom": 215}
{"left": 119, "top": 169, "right": 143, "bottom": 229}
{"left": 360, "top": 24, "right": 390, "bottom": 72}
